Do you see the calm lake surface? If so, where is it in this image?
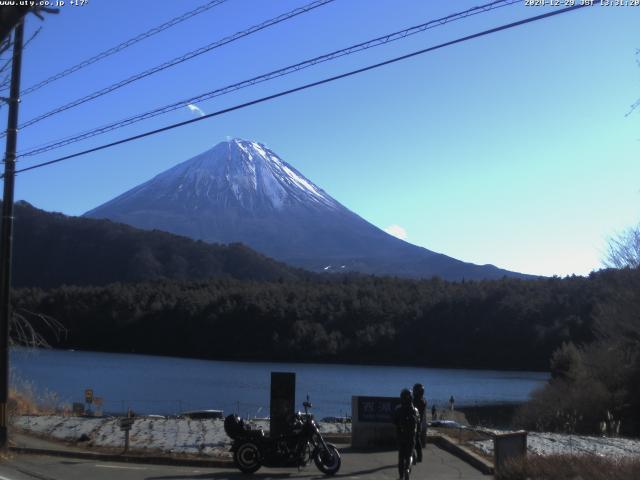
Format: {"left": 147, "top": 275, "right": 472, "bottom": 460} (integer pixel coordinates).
{"left": 11, "top": 348, "right": 548, "bottom": 419}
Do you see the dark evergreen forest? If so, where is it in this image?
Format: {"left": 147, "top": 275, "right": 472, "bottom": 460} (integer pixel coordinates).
{"left": 13, "top": 267, "right": 638, "bottom": 372}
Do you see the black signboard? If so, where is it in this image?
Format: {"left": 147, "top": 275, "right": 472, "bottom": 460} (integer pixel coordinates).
{"left": 357, "top": 396, "right": 401, "bottom": 423}
{"left": 270, "top": 372, "right": 295, "bottom": 437}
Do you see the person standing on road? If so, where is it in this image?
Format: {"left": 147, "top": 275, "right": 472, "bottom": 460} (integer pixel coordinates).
{"left": 412, "top": 383, "right": 427, "bottom": 464}
{"left": 449, "top": 395, "right": 455, "bottom": 411}
{"left": 393, "top": 388, "right": 419, "bottom": 480}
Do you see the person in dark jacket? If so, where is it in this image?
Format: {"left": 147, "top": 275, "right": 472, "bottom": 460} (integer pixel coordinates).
{"left": 393, "top": 388, "right": 419, "bottom": 480}
{"left": 412, "top": 383, "right": 427, "bottom": 463}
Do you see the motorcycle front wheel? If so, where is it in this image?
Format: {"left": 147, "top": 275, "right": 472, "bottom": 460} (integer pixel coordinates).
{"left": 233, "top": 442, "right": 261, "bottom": 474}
{"left": 314, "top": 444, "right": 341, "bottom": 475}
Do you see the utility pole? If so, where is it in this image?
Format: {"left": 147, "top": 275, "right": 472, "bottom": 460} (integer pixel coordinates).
{"left": 0, "top": 18, "right": 24, "bottom": 449}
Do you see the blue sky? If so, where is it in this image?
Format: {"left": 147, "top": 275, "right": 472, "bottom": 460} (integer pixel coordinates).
{"left": 5, "top": 0, "right": 639, "bottom": 277}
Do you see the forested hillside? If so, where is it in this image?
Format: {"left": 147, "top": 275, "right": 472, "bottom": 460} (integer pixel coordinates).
{"left": 14, "top": 267, "right": 638, "bottom": 371}
{"left": 514, "top": 264, "right": 640, "bottom": 435}
{"left": 12, "top": 201, "right": 305, "bottom": 287}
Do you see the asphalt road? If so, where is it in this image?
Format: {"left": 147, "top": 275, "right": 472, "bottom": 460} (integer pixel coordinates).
{"left": 0, "top": 444, "right": 490, "bottom": 480}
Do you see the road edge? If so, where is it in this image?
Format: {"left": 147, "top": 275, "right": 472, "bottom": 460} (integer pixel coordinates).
{"left": 431, "top": 434, "right": 495, "bottom": 475}
{"left": 9, "top": 446, "right": 233, "bottom": 468}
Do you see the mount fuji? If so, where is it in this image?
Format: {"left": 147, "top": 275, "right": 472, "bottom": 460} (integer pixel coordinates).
{"left": 85, "top": 139, "right": 527, "bottom": 280}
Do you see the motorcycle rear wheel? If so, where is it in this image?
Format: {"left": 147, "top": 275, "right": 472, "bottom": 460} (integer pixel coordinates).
{"left": 314, "top": 444, "right": 341, "bottom": 475}
{"left": 234, "top": 442, "right": 261, "bottom": 474}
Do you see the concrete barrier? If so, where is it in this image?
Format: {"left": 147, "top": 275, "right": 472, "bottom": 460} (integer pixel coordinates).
{"left": 432, "top": 433, "right": 494, "bottom": 475}
{"left": 494, "top": 430, "right": 527, "bottom": 473}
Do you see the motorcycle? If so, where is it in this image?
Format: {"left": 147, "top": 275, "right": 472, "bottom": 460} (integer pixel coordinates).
{"left": 224, "top": 398, "right": 341, "bottom": 475}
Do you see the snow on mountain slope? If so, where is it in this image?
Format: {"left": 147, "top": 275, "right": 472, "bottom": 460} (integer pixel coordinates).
{"left": 85, "top": 139, "right": 529, "bottom": 280}
{"left": 94, "top": 139, "right": 338, "bottom": 214}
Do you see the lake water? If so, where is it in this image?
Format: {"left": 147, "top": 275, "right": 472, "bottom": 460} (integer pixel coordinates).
{"left": 10, "top": 348, "right": 548, "bottom": 419}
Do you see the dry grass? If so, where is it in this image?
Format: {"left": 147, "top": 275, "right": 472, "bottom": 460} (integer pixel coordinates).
{"left": 7, "top": 376, "right": 67, "bottom": 418}
{"left": 496, "top": 454, "right": 640, "bottom": 480}
{"left": 8, "top": 386, "right": 39, "bottom": 416}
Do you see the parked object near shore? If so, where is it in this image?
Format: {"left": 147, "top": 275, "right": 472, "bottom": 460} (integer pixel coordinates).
{"left": 225, "top": 399, "right": 341, "bottom": 475}
{"left": 321, "top": 416, "right": 351, "bottom": 424}
{"left": 430, "top": 419, "right": 464, "bottom": 429}
{"left": 180, "top": 410, "right": 224, "bottom": 420}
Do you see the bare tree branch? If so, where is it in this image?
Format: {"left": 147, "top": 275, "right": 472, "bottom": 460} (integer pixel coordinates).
{"left": 604, "top": 224, "right": 640, "bottom": 269}
{"left": 10, "top": 308, "right": 66, "bottom": 348}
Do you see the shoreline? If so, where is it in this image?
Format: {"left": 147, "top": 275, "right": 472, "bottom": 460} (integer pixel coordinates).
{"left": 456, "top": 403, "right": 521, "bottom": 429}
{"left": 12, "top": 348, "right": 546, "bottom": 420}
{"left": 11, "top": 346, "right": 551, "bottom": 374}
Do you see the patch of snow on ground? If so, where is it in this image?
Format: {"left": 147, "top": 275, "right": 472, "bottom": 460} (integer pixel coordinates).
{"left": 470, "top": 431, "right": 640, "bottom": 459}
{"left": 14, "top": 415, "right": 350, "bottom": 456}
{"left": 16, "top": 415, "right": 107, "bottom": 442}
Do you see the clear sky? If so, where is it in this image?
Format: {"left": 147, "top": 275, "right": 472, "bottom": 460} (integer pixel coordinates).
{"left": 5, "top": 0, "right": 639, "bottom": 277}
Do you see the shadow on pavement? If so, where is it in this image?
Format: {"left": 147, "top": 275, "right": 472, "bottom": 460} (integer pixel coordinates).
{"left": 332, "top": 464, "right": 396, "bottom": 477}
{"left": 146, "top": 473, "right": 294, "bottom": 480}
{"left": 336, "top": 446, "right": 394, "bottom": 454}
{"left": 145, "top": 463, "right": 397, "bottom": 480}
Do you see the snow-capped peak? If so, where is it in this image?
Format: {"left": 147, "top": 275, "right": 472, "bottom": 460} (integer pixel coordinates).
{"left": 209, "top": 138, "right": 338, "bottom": 210}
{"left": 232, "top": 139, "right": 327, "bottom": 192}
{"left": 118, "top": 139, "right": 339, "bottom": 212}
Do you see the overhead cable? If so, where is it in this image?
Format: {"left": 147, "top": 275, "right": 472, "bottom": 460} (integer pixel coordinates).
{"left": 18, "top": 0, "right": 519, "bottom": 158}
{"left": 14, "top": 0, "right": 229, "bottom": 97}
{"left": 11, "top": 3, "right": 594, "bottom": 176}
{"left": 9, "top": 0, "right": 336, "bottom": 137}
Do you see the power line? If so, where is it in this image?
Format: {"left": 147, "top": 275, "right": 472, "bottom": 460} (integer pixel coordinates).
{"left": 17, "top": 0, "right": 520, "bottom": 159}
{"left": 0, "top": 26, "right": 41, "bottom": 100}
{"left": 11, "top": 3, "right": 593, "bottom": 177}
{"left": 11, "top": 0, "right": 229, "bottom": 97}
{"left": 8, "top": 0, "right": 336, "bottom": 137}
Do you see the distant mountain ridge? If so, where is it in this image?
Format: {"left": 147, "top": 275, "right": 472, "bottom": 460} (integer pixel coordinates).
{"left": 85, "top": 138, "right": 530, "bottom": 280}
{"left": 12, "top": 201, "right": 304, "bottom": 288}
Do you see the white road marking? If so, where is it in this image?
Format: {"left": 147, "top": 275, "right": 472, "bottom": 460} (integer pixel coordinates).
{"left": 0, "top": 475, "right": 16, "bottom": 480}
{"left": 94, "top": 464, "right": 148, "bottom": 470}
